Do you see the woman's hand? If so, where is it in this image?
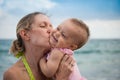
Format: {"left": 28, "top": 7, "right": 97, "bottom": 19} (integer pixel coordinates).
{"left": 55, "top": 55, "right": 75, "bottom": 80}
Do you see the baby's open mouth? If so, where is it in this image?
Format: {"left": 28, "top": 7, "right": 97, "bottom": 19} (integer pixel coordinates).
{"left": 52, "top": 34, "right": 58, "bottom": 42}
{"left": 49, "top": 34, "right": 58, "bottom": 47}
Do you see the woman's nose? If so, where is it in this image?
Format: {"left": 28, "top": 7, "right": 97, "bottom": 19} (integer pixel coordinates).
{"left": 47, "top": 27, "right": 53, "bottom": 34}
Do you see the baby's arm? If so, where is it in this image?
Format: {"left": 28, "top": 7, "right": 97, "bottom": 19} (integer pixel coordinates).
{"left": 39, "top": 49, "right": 64, "bottom": 77}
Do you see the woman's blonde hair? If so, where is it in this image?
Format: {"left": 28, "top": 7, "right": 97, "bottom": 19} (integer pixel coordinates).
{"left": 10, "top": 12, "right": 46, "bottom": 56}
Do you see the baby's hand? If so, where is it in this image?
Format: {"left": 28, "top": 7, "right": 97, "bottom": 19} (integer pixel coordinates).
{"left": 50, "top": 48, "right": 64, "bottom": 57}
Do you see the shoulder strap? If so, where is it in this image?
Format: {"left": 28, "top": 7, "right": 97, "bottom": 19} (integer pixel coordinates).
{"left": 22, "top": 55, "right": 35, "bottom": 80}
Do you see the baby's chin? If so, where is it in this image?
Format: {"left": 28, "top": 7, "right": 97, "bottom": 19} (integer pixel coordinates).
{"left": 50, "top": 43, "right": 56, "bottom": 48}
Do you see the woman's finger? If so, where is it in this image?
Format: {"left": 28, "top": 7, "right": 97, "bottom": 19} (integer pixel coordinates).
{"left": 61, "top": 55, "right": 69, "bottom": 64}
{"left": 66, "top": 56, "right": 73, "bottom": 65}
{"left": 69, "top": 59, "right": 75, "bottom": 67}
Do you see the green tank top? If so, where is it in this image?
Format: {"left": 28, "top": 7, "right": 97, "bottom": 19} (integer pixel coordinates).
{"left": 16, "top": 52, "right": 35, "bottom": 80}
{"left": 22, "top": 55, "right": 35, "bottom": 80}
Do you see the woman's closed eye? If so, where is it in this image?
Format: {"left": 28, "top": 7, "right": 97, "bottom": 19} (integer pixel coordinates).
{"left": 39, "top": 22, "right": 46, "bottom": 28}
{"left": 40, "top": 25, "right": 45, "bottom": 28}
{"left": 39, "top": 24, "right": 46, "bottom": 28}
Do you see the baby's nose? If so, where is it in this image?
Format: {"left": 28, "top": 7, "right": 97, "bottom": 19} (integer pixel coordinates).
{"left": 54, "top": 30, "right": 60, "bottom": 38}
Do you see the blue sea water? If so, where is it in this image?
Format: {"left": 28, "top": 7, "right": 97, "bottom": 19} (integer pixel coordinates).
{"left": 0, "top": 39, "right": 120, "bottom": 80}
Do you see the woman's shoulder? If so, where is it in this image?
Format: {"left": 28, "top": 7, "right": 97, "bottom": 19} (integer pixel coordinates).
{"left": 3, "top": 60, "right": 28, "bottom": 80}
{"left": 3, "top": 64, "right": 20, "bottom": 80}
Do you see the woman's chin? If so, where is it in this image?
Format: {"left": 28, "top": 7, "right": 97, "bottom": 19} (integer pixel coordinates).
{"left": 43, "top": 49, "right": 51, "bottom": 56}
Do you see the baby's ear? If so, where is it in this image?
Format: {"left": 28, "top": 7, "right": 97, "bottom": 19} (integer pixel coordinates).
{"left": 70, "top": 44, "right": 78, "bottom": 50}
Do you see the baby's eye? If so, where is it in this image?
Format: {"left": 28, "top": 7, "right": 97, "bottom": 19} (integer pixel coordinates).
{"left": 62, "top": 33, "right": 66, "bottom": 38}
{"left": 57, "top": 27, "right": 60, "bottom": 31}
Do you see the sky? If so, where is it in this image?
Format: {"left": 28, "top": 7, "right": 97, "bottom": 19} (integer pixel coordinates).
{"left": 0, "top": 0, "right": 120, "bottom": 39}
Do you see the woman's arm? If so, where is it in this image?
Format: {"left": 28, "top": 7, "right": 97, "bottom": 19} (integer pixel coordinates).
{"left": 40, "top": 49, "right": 64, "bottom": 77}
{"left": 55, "top": 55, "right": 75, "bottom": 80}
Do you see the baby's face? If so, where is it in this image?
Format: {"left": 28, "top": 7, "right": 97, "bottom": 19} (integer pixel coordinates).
{"left": 49, "top": 19, "right": 79, "bottom": 49}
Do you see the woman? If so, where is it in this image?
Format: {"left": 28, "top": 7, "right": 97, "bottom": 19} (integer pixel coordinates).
{"left": 3, "top": 12, "right": 75, "bottom": 80}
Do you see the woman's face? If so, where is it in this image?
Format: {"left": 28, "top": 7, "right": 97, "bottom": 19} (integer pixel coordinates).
{"left": 29, "top": 14, "right": 53, "bottom": 49}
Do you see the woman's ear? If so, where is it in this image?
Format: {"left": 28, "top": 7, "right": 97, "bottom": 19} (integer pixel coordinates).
{"left": 19, "top": 29, "right": 30, "bottom": 40}
{"left": 70, "top": 44, "right": 78, "bottom": 50}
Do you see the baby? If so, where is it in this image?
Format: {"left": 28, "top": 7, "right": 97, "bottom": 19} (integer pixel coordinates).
{"left": 39, "top": 18, "right": 90, "bottom": 80}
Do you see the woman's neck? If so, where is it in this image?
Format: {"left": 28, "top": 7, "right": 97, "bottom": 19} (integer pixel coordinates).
{"left": 25, "top": 47, "right": 46, "bottom": 66}
{"left": 24, "top": 46, "right": 50, "bottom": 80}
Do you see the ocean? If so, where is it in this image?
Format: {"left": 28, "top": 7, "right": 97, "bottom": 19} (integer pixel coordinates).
{"left": 0, "top": 39, "right": 120, "bottom": 80}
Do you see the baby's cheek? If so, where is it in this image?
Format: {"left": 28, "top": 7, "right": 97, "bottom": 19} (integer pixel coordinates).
{"left": 57, "top": 42, "right": 65, "bottom": 48}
